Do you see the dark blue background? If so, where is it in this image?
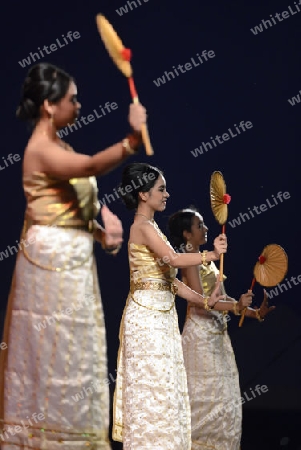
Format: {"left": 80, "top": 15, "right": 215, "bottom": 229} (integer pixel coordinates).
{"left": 0, "top": 1, "right": 300, "bottom": 448}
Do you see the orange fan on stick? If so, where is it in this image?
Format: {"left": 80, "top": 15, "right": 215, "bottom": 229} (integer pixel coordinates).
{"left": 210, "top": 171, "right": 231, "bottom": 281}
{"left": 95, "top": 14, "right": 153, "bottom": 156}
{"left": 239, "top": 244, "right": 288, "bottom": 327}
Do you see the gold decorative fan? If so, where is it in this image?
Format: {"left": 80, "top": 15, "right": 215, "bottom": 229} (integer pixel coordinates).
{"left": 239, "top": 244, "right": 288, "bottom": 327}
{"left": 96, "top": 14, "right": 153, "bottom": 156}
{"left": 210, "top": 171, "right": 231, "bottom": 281}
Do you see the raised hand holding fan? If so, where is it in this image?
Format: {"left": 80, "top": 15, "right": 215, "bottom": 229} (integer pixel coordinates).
{"left": 239, "top": 244, "right": 288, "bottom": 327}
{"left": 95, "top": 14, "right": 153, "bottom": 156}
{"left": 210, "top": 171, "right": 231, "bottom": 281}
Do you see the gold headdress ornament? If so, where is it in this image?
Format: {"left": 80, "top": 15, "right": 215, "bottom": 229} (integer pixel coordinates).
{"left": 210, "top": 171, "right": 231, "bottom": 281}
{"left": 95, "top": 14, "right": 153, "bottom": 156}
{"left": 239, "top": 244, "right": 288, "bottom": 327}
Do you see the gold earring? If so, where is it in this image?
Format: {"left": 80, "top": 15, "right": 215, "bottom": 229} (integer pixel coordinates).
{"left": 185, "top": 241, "right": 192, "bottom": 252}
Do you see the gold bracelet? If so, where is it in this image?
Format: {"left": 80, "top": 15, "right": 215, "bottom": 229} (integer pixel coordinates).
{"left": 201, "top": 250, "right": 208, "bottom": 266}
{"left": 204, "top": 297, "right": 212, "bottom": 311}
{"left": 255, "top": 308, "right": 264, "bottom": 322}
{"left": 232, "top": 301, "right": 241, "bottom": 316}
{"left": 122, "top": 138, "right": 136, "bottom": 155}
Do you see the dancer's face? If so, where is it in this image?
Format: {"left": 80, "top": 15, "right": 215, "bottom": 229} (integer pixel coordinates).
{"left": 144, "top": 174, "right": 170, "bottom": 212}
{"left": 188, "top": 213, "right": 208, "bottom": 247}
{"left": 52, "top": 81, "right": 81, "bottom": 128}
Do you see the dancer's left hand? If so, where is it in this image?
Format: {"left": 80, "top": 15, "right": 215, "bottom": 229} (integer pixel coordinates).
{"left": 256, "top": 289, "right": 276, "bottom": 319}
{"left": 101, "top": 205, "right": 123, "bottom": 247}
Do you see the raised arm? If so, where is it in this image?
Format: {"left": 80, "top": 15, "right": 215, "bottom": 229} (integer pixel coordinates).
{"left": 28, "top": 103, "right": 146, "bottom": 180}
{"left": 34, "top": 135, "right": 138, "bottom": 180}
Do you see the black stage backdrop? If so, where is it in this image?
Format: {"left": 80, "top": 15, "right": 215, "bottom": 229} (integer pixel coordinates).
{"left": 0, "top": 1, "right": 300, "bottom": 449}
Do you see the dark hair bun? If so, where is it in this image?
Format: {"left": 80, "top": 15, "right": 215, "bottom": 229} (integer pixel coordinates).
{"left": 16, "top": 62, "right": 73, "bottom": 121}
{"left": 16, "top": 98, "right": 37, "bottom": 121}
{"left": 120, "top": 163, "right": 162, "bottom": 210}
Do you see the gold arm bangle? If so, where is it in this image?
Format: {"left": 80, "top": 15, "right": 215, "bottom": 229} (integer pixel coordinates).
{"left": 232, "top": 301, "right": 241, "bottom": 316}
{"left": 201, "top": 250, "right": 208, "bottom": 266}
{"left": 122, "top": 138, "right": 136, "bottom": 155}
{"left": 204, "top": 297, "right": 212, "bottom": 311}
{"left": 255, "top": 308, "right": 264, "bottom": 322}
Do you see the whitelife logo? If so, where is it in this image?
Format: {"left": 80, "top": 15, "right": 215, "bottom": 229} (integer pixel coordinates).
{"left": 250, "top": 1, "right": 301, "bottom": 35}
{"left": 18, "top": 31, "right": 81, "bottom": 68}
{"left": 0, "top": 153, "right": 21, "bottom": 171}
{"left": 57, "top": 101, "right": 118, "bottom": 138}
{"left": 153, "top": 50, "right": 215, "bottom": 87}
{"left": 228, "top": 191, "right": 290, "bottom": 228}
{"left": 191, "top": 120, "right": 253, "bottom": 157}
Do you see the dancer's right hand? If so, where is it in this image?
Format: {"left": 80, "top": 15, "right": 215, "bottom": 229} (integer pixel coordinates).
{"left": 207, "top": 280, "right": 226, "bottom": 308}
{"left": 128, "top": 103, "right": 147, "bottom": 131}
{"left": 213, "top": 234, "right": 227, "bottom": 258}
{"left": 237, "top": 291, "right": 254, "bottom": 312}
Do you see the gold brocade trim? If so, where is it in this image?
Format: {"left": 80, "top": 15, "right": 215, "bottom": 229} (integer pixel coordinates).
{"left": 30, "top": 221, "right": 95, "bottom": 233}
{"left": 130, "top": 295, "right": 175, "bottom": 312}
{"left": 19, "top": 218, "right": 94, "bottom": 272}
{"left": 130, "top": 280, "right": 177, "bottom": 312}
{"left": 131, "top": 280, "right": 178, "bottom": 295}
{"left": 192, "top": 440, "right": 216, "bottom": 448}
{"left": 0, "top": 422, "right": 105, "bottom": 437}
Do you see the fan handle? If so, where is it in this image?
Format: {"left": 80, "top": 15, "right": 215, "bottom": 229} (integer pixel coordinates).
{"left": 239, "top": 277, "right": 256, "bottom": 327}
{"left": 128, "top": 78, "right": 154, "bottom": 156}
{"left": 219, "top": 224, "right": 226, "bottom": 281}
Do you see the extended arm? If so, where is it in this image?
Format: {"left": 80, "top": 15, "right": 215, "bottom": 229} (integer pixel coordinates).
{"left": 139, "top": 222, "right": 226, "bottom": 268}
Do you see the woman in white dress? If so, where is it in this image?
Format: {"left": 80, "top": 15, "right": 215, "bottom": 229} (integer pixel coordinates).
{"left": 112, "top": 163, "right": 237, "bottom": 450}
{"left": 168, "top": 206, "right": 275, "bottom": 450}
{"left": 0, "top": 62, "right": 147, "bottom": 450}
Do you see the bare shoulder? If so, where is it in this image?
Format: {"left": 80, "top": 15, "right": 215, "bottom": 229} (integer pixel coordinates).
{"left": 129, "top": 220, "right": 154, "bottom": 245}
{"left": 23, "top": 135, "right": 86, "bottom": 179}
{"left": 23, "top": 136, "right": 55, "bottom": 174}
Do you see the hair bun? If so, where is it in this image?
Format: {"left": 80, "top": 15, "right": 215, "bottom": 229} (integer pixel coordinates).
{"left": 119, "top": 188, "right": 138, "bottom": 210}
{"left": 16, "top": 98, "right": 38, "bottom": 121}
{"left": 120, "top": 163, "right": 162, "bottom": 210}
{"left": 16, "top": 63, "right": 73, "bottom": 122}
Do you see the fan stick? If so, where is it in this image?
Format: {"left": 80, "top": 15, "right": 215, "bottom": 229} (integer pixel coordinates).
{"left": 219, "top": 224, "right": 226, "bottom": 281}
{"left": 239, "top": 277, "right": 256, "bottom": 327}
{"left": 128, "top": 78, "right": 153, "bottom": 155}
{"left": 95, "top": 14, "right": 154, "bottom": 156}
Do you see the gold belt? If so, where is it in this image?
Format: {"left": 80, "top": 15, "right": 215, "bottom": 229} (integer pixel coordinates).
{"left": 131, "top": 280, "right": 178, "bottom": 295}
{"left": 130, "top": 280, "right": 178, "bottom": 312}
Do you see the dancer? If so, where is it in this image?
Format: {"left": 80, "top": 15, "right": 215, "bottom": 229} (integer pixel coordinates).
{"left": 168, "top": 207, "right": 275, "bottom": 450}
{"left": 112, "top": 163, "right": 230, "bottom": 450}
{"left": 0, "top": 62, "right": 146, "bottom": 449}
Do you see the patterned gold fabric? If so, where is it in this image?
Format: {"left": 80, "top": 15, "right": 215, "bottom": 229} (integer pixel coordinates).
{"left": 0, "top": 171, "right": 111, "bottom": 449}
{"left": 182, "top": 262, "right": 242, "bottom": 450}
{"left": 128, "top": 235, "right": 177, "bottom": 283}
{"left": 112, "top": 222, "right": 191, "bottom": 449}
{"left": 23, "top": 171, "right": 100, "bottom": 231}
